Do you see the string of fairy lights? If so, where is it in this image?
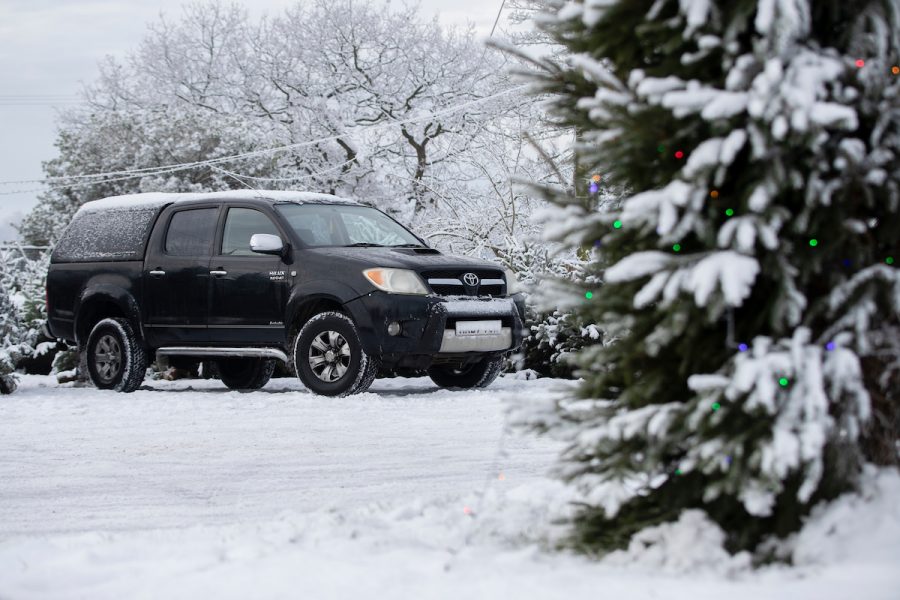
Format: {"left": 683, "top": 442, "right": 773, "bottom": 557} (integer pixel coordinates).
{"left": 578, "top": 58, "right": 898, "bottom": 400}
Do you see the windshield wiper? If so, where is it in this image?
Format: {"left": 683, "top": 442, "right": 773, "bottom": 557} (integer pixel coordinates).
{"left": 344, "top": 242, "right": 387, "bottom": 247}
{"left": 390, "top": 243, "right": 428, "bottom": 248}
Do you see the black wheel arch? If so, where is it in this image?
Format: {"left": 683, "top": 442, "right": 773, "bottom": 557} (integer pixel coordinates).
{"left": 285, "top": 280, "right": 373, "bottom": 342}
{"left": 75, "top": 284, "right": 144, "bottom": 348}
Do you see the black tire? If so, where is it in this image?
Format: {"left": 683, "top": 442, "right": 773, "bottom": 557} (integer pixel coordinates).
{"left": 428, "top": 356, "right": 504, "bottom": 390}
{"left": 293, "top": 311, "right": 377, "bottom": 397}
{"left": 216, "top": 358, "right": 275, "bottom": 391}
{"left": 85, "top": 318, "right": 148, "bottom": 393}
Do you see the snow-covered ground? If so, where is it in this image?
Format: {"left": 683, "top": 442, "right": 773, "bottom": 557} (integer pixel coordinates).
{"left": 1, "top": 374, "right": 898, "bottom": 599}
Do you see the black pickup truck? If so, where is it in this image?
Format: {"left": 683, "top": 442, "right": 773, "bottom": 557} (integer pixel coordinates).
{"left": 46, "top": 191, "right": 526, "bottom": 396}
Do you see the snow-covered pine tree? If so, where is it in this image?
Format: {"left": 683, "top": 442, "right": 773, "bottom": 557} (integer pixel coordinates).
{"left": 521, "top": 0, "right": 900, "bottom": 553}
{"left": 0, "top": 273, "right": 22, "bottom": 395}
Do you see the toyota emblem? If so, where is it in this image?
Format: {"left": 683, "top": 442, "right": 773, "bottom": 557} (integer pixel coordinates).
{"left": 462, "top": 272, "right": 480, "bottom": 286}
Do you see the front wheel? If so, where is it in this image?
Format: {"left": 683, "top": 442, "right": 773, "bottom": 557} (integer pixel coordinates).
{"left": 428, "top": 356, "right": 503, "bottom": 390}
{"left": 215, "top": 358, "right": 275, "bottom": 391}
{"left": 85, "top": 318, "right": 148, "bottom": 393}
{"left": 294, "top": 311, "right": 377, "bottom": 397}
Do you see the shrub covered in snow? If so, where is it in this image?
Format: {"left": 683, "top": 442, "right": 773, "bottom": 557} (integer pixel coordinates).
{"left": 520, "top": 307, "right": 600, "bottom": 378}
{"left": 514, "top": 0, "right": 900, "bottom": 556}
{"left": 0, "top": 246, "right": 60, "bottom": 385}
{"left": 0, "top": 271, "right": 22, "bottom": 394}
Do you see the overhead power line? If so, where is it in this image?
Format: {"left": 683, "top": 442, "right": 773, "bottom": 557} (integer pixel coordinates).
{"left": 0, "top": 85, "right": 528, "bottom": 196}
{"left": 0, "top": 94, "right": 83, "bottom": 106}
{"left": 489, "top": 0, "right": 507, "bottom": 38}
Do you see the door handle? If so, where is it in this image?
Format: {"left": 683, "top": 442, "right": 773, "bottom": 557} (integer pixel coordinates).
{"left": 149, "top": 270, "right": 166, "bottom": 277}
{"left": 210, "top": 270, "right": 228, "bottom": 277}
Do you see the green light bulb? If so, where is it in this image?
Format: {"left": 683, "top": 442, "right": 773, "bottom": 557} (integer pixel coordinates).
{"left": 672, "top": 244, "right": 681, "bottom": 252}
{"left": 712, "top": 402, "right": 721, "bottom": 411}
{"left": 585, "top": 291, "right": 593, "bottom": 299}
{"left": 725, "top": 208, "right": 734, "bottom": 217}
{"left": 779, "top": 377, "right": 789, "bottom": 387}
{"left": 613, "top": 220, "right": 622, "bottom": 229}
{"left": 809, "top": 239, "right": 818, "bottom": 247}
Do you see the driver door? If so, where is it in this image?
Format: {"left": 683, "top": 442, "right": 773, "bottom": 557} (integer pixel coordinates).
{"left": 207, "top": 206, "right": 290, "bottom": 345}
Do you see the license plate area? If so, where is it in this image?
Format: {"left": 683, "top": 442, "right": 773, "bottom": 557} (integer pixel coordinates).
{"left": 454, "top": 320, "right": 502, "bottom": 336}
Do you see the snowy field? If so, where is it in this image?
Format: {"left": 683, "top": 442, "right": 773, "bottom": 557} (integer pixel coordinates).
{"left": 1, "top": 374, "right": 898, "bottom": 599}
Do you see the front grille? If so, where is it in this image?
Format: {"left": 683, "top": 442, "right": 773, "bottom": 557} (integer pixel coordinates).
{"left": 422, "top": 269, "right": 506, "bottom": 297}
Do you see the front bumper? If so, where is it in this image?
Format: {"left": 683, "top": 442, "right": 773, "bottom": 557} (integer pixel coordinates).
{"left": 343, "top": 292, "right": 527, "bottom": 369}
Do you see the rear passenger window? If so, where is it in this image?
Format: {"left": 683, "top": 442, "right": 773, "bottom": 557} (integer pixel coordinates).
{"left": 221, "top": 208, "right": 279, "bottom": 256}
{"left": 165, "top": 208, "right": 218, "bottom": 256}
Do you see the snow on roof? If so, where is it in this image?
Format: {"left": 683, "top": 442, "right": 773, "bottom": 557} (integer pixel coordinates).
{"left": 78, "top": 190, "right": 357, "bottom": 213}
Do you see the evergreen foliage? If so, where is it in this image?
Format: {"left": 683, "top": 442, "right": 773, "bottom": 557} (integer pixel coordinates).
{"left": 0, "top": 264, "right": 23, "bottom": 394}
{"left": 0, "top": 248, "right": 51, "bottom": 392}
{"left": 521, "top": 307, "right": 600, "bottom": 378}
{"left": 520, "top": 0, "right": 900, "bottom": 554}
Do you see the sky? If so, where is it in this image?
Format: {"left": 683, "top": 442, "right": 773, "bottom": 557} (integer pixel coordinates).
{"left": 0, "top": 0, "right": 507, "bottom": 241}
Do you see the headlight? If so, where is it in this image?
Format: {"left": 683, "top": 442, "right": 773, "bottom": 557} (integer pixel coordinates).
{"left": 504, "top": 269, "right": 524, "bottom": 294}
{"left": 363, "top": 268, "right": 429, "bottom": 295}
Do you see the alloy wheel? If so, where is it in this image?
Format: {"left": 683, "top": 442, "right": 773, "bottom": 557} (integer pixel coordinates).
{"left": 308, "top": 330, "right": 351, "bottom": 382}
{"left": 94, "top": 334, "right": 123, "bottom": 383}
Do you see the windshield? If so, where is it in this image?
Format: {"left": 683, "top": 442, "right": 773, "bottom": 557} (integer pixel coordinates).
{"left": 275, "top": 204, "right": 424, "bottom": 248}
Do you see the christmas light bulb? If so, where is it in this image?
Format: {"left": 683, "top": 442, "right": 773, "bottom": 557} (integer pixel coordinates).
{"left": 738, "top": 343, "right": 748, "bottom": 352}
{"left": 779, "top": 377, "right": 789, "bottom": 387}
{"left": 710, "top": 190, "right": 719, "bottom": 199}
{"left": 725, "top": 208, "right": 734, "bottom": 217}
{"left": 855, "top": 59, "right": 865, "bottom": 68}
{"left": 591, "top": 174, "right": 601, "bottom": 182}
{"left": 589, "top": 183, "right": 599, "bottom": 193}
{"left": 826, "top": 342, "right": 836, "bottom": 351}
{"left": 585, "top": 291, "right": 593, "bottom": 299}
{"left": 711, "top": 402, "right": 721, "bottom": 411}
{"left": 809, "top": 239, "right": 818, "bottom": 247}
{"left": 672, "top": 243, "right": 681, "bottom": 252}
{"left": 613, "top": 220, "right": 622, "bottom": 229}
{"left": 674, "top": 150, "right": 684, "bottom": 159}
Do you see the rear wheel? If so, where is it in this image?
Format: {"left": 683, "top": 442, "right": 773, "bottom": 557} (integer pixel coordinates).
{"left": 85, "top": 318, "right": 148, "bottom": 393}
{"left": 294, "top": 311, "right": 377, "bottom": 397}
{"left": 428, "top": 356, "right": 503, "bottom": 390}
{"left": 216, "top": 358, "right": 275, "bottom": 391}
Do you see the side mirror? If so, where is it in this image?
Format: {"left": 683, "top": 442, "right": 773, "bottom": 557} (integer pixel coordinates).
{"left": 250, "top": 233, "right": 284, "bottom": 256}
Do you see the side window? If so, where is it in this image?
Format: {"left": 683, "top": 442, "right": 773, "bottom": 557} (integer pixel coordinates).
{"left": 165, "top": 208, "right": 218, "bottom": 256}
{"left": 221, "top": 208, "right": 280, "bottom": 256}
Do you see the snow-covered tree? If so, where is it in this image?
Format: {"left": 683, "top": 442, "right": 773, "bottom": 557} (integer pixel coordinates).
{"left": 19, "top": 0, "right": 551, "bottom": 260}
{"left": 0, "top": 245, "right": 54, "bottom": 391}
{"left": 0, "top": 282, "right": 19, "bottom": 394}
{"left": 519, "top": 0, "right": 900, "bottom": 554}
{"left": 0, "top": 248, "right": 34, "bottom": 394}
